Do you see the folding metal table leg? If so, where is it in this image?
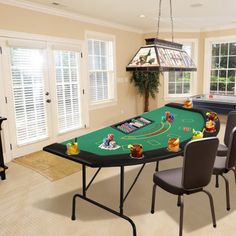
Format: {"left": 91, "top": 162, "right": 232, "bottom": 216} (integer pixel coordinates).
{"left": 71, "top": 164, "right": 137, "bottom": 236}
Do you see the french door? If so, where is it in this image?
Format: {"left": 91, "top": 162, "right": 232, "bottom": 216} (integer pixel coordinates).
{"left": 1, "top": 38, "right": 87, "bottom": 159}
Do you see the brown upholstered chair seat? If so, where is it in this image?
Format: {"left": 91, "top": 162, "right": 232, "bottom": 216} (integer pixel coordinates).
{"left": 153, "top": 168, "right": 183, "bottom": 195}
{"left": 217, "top": 144, "right": 228, "bottom": 156}
{"left": 213, "top": 156, "right": 227, "bottom": 175}
{"left": 153, "top": 168, "right": 203, "bottom": 195}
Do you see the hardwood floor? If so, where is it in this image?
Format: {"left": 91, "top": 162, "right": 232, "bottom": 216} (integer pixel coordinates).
{"left": 1, "top": 121, "right": 236, "bottom": 236}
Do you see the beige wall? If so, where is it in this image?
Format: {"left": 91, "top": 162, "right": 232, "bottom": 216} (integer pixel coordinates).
{"left": 0, "top": 3, "right": 236, "bottom": 126}
{"left": 0, "top": 3, "right": 143, "bottom": 131}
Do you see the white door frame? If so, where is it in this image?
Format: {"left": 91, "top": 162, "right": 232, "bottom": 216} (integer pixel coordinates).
{"left": 0, "top": 30, "right": 89, "bottom": 160}
{"left": 0, "top": 40, "right": 11, "bottom": 163}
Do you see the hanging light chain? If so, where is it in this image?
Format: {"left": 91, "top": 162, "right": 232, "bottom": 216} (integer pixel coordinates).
{"left": 156, "top": 0, "right": 174, "bottom": 42}
{"left": 156, "top": 0, "right": 162, "bottom": 39}
{"left": 169, "top": 0, "right": 174, "bottom": 42}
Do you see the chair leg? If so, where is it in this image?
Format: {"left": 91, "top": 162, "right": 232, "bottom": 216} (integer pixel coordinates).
{"left": 155, "top": 161, "right": 159, "bottom": 171}
{"left": 234, "top": 168, "right": 236, "bottom": 185}
{"left": 215, "top": 175, "right": 219, "bottom": 188}
{"left": 230, "top": 167, "right": 236, "bottom": 185}
{"left": 151, "top": 184, "right": 157, "bottom": 214}
{"left": 179, "top": 195, "right": 184, "bottom": 236}
{"left": 220, "top": 174, "right": 230, "bottom": 211}
{"left": 202, "top": 189, "right": 217, "bottom": 228}
{"left": 177, "top": 195, "right": 181, "bottom": 207}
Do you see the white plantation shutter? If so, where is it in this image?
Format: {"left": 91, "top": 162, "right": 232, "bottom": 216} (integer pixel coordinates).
{"left": 88, "top": 39, "right": 114, "bottom": 103}
{"left": 54, "top": 50, "right": 82, "bottom": 133}
{"left": 10, "top": 47, "right": 48, "bottom": 146}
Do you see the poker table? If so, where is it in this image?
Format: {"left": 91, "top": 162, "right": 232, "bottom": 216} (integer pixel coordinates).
{"left": 43, "top": 103, "right": 220, "bottom": 236}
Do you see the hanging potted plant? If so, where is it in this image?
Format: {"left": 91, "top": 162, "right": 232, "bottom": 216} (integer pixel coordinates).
{"left": 130, "top": 70, "right": 161, "bottom": 112}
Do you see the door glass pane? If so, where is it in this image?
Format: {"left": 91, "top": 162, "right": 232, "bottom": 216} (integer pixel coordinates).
{"left": 54, "top": 50, "right": 81, "bottom": 133}
{"left": 10, "top": 48, "right": 48, "bottom": 146}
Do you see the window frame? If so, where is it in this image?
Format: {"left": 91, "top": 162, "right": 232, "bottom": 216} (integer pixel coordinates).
{"left": 164, "top": 39, "right": 198, "bottom": 100}
{"left": 204, "top": 35, "right": 236, "bottom": 96}
{"left": 85, "top": 31, "right": 117, "bottom": 110}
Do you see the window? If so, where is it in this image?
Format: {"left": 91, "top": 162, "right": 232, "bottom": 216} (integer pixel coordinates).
{"left": 87, "top": 35, "right": 115, "bottom": 105}
{"left": 54, "top": 50, "right": 82, "bottom": 133}
{"left": 168, "top": 71, "right": 191, "bottom": 95}
{"left": 10, "top": 47, "right": 48, "bottom": 145}
{"left": 165, "top": 43, "right": 196, "bottom": 98}
{"left": 210, "top": 42, "right": 236, "bottom": 95}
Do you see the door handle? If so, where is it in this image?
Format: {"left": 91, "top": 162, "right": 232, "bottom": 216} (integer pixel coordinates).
{"left": 45, "top": 92, "right": 50, "bottom": 96}
{"left": 46, "top": 99, "right": 51, "bottom": 103}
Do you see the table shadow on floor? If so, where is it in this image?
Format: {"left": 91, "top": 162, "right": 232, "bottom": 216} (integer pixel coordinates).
{"left": 34, "top": 160, "right": 236, "bottom": 233}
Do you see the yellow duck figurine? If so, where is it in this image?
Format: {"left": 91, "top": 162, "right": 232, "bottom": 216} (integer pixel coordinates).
{"left": 192, "top": 129, "right": 204, "bottom": 140}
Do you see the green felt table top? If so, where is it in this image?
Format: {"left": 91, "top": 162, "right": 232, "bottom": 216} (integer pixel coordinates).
{"left": 61, "top": 105, "right": 205, "bottom": 156}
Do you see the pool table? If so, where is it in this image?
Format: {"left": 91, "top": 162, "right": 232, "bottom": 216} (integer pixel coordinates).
{"left": 43, "top": 103, "right": 220, "bottom": 236}
{"left": 192, "top": 94, "right": 236, "bottom": 114}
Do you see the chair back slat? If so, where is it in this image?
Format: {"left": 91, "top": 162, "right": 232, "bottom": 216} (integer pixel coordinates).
{"left": 224, "top": 111, "right": 236, "bottom": 146}
{"left": 226, "top": 127, "right": 236, "bottom": 169}
{"left": 182, "top": 137, "right": 219, "bottom": 190}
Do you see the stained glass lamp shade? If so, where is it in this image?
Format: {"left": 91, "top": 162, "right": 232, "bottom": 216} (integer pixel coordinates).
{"left": 126, "top": 38, "right": 197, "bottom": 72}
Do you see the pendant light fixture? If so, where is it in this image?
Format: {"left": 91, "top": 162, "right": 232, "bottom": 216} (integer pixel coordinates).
{"left": 126, "top": 0, "right": 197, "bottom": 72}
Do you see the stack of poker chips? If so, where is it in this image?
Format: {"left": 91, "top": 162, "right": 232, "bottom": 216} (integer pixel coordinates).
{"left": 103, "top": 134, "right": 116, "bottom": 147}
{"left": 117, "top": 116, "right": 152, "bottom": 133}
{"left": 164, "top": 111, "right": 175, "bottom": 122}
{"left": 117, "top": 123, "right": 136, "bottom": 133}
{"left": 139, "top": 117, "right": 151, "bottom": 124}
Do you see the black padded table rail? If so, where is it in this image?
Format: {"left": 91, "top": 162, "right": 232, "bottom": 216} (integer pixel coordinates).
{"left": 43, "top": 103, "right": 220, "bottom": 168}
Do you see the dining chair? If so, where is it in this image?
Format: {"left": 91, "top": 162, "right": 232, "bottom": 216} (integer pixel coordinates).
{"left": 215, "top": 111, "right": 236, "bottom": 187}
{"left": 151, "top": 137, "right": 219, "bottom": 236}
{"left": 217, "top": 111, "right": 236, "bottom": 156}
{"left": 213, "top": 127, "right": 236, "bottom": 211}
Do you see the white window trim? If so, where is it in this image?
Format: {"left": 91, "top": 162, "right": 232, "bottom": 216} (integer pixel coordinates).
{"left": 85, "top": 31, "right": 117, "bottom": 110}
{"left": 204, "top": 35, "right": 236, "bottom": 95}
{"left": 164, "top": 38, "right": 198, "bottom": 100}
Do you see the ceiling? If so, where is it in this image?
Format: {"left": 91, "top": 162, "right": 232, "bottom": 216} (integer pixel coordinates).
{"left": 12, "top": 0, "right": 236, "bottom": 32}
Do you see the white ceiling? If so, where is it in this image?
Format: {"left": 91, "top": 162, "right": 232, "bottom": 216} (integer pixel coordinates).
{"left": 10, "top": 0, "right": 236, "bottom": 32}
